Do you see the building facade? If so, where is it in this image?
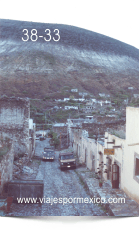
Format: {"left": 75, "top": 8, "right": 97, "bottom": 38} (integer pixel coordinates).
{"left": 69, "top": 106, "right": 139, "bottom": 204}
{"left": 0, "top": 97, "right": 30, "bottom": 157}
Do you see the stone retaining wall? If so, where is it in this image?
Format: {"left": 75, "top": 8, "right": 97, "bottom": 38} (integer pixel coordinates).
{"left": 0, "top": 143, "right": 14, "bottom": 195}
{"left": 0, "top": 97, "right": 30, "bottom": 156}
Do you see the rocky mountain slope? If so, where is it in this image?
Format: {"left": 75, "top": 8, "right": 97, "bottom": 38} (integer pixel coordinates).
{"left": 0, "top": 19, "right": 139, "bottom": 98}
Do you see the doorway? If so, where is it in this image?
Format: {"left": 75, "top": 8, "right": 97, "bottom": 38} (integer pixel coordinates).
{"left": 85, "top": 148, "right": 87, "bottom": 164}
{"left": 112, "top": 163, "right": 119, "bottom": 189}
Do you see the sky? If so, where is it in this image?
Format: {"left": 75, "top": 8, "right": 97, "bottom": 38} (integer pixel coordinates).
{"left": 0, "top": 0, "right": 139, "bottom": 49}
{"left": 0, "top": 0, "right": 139, "bottom": 228}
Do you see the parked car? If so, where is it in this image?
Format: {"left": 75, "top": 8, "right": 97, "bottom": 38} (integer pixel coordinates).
{"left": 59, "top": 152, "right": 76, "bottom": 170}
{"left": 40, "top": 136, "right": 46, "bottom": 141}
{"left": 42, "top": 149, "right": 55, "bottom": 161}
{"left": 35, "top": 133, "right": 42, "bottom": 140}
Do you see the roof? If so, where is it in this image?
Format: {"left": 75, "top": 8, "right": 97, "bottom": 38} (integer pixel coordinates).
{"left": 53, "top": 123, "right": 67, "bottom": 127}
{"left": 44, "top": 146, "right": 54, "bottom": 149}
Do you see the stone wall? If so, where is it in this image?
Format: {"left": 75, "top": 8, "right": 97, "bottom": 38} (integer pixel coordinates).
{"left": 82, "top": 119, "right": 126, "bottom": 137}
{"left": 53, "top": 124, "right": 68, "bottom": 148}
{"left": 0, "top": 97, "right": 30, "bottom": 157}
{"left": 0, "top": 143, "right": 14, "bottom": 195}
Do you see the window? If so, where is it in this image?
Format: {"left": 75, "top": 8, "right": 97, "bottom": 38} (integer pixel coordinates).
{"left": 134, "top": 152, "right": 139, "bottom": 183}
{"left": 135, "top": 158, "right": 139, "bottom": 175}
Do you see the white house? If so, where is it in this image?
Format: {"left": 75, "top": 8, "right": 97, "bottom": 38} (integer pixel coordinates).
{"left": 77, "top": 98, "right": 85, "bottom": 102}
{"left": 29, "top": 119, "right": 34, "bottom": 130}
{"left": 73, "top": 98, "right": 85, "bottom": 102}
{"left": 128, "top": 87, "right": 134, "bottom": 90}
{"left": 104, "top": 100, "right": 111, "bottom": 104}
{"left": 79, "top": 92, "right": 88, "bottom": 96}
{"left": 99, "top": 93, "right": 105, "bottom": 97}
{"left": 133, "top": 94, "right": 139, "bottom": 98}
{"left": 71, "top": 89, "right": 78, "bottom": 92}
{"left": 64, "top": 106, "right": 78, "bottom": 110}
{"left": 64, "top": 98, "right": 70, "bottom": 101}
{"left": 92, "top": 99, "right": 97, "bottom": 103}
{"left": 55, "top": 99, "right": 63, "bottom": 102}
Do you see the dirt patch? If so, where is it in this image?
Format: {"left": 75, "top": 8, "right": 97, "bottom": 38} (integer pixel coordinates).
{"left": 13, "top": 157, "right": 41, "bottom": 180}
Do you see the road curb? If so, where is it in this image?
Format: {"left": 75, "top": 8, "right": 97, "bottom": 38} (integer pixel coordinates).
{"left": 79, "top": 173, "right": 113, "bottom": 216}
{"left": 75, "top": 168, "right": 139, "bottom": 216}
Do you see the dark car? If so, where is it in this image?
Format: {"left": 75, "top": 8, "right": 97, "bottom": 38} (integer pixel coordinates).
{"left": 42, "top": 149, "right": 55, "bottom": 161}
{"left": 59, "top": 152, "right": 76, "bottom": 170}
{"left": 40, "top": 136, "right": 46, "bottom": 141}
{"left": 35, "top": 133, "right": 42, "bottom": 140}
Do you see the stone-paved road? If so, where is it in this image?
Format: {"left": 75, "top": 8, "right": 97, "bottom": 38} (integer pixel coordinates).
{"left": 8, "top": 138, "right": 107, "bottom": 216}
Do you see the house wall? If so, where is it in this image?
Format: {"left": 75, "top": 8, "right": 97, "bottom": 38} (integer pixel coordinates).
{"left": 53, "top": 125, "right": 67, "bottom": 134}
{"left": 71, "top": 128, "right": 97, "bottom": 170}
{"left": 81, "top": 136, "right": 97, "bottom": 170}
{"left": 97, "top": 132, "right": 125, "bottom": 188}
{"left": 122, "top": 107, "right": 139, "bottom": 204}
{"left": 0, "top": 143, "right": 14, "bottom": 195}
{"left": 122, "top": 144, "right": 139, "bottom": 204}
{"left": 126, "top": 107, "right": 139, "bottom": 144}
{"left": 0, "top": 97, "right": 30, "bottom": 157}
{"left": 105, "top": 132, "right": 125, "bottom": 188}
{"left": 72, "top": 129, "right": 82, "bottom": 158}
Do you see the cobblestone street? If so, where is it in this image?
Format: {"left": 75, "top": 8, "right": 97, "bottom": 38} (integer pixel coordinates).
{"left": 7, "top": 138, "right": 108, "bottom": 216}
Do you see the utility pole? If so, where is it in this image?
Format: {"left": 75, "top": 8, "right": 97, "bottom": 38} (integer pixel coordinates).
{"left": 67, "top": 126, "right": 68, "bottom": 147}
{"left": 60, "top": 132, "right": 61, "bottom": 149}
{"left": 45, "top": 112, "right": 46, "bottom": 125}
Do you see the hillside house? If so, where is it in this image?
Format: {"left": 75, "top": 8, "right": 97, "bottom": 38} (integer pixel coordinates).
{"left": 73, "top": 98, "right": 85, "bottom": 102}
{"left": 79, "top": 92, "right": 88, "bottom": 97}
{"left": 82, "top": 105, "right": 93, "bottom": 113}
{"left": 71, "top": 89, "right": 78, "bottom": 92}
{"left": 64, "top": 98, "right": 70, "bottom": 101}
{"left": 64, "top": 106, "right": 78, "bottom": 110}
{"left": 104, "top": 100, "right": 111, "bottom": 104}
{"left": 128, "top": 87, "right": 134, "bottom": 90}
{"left": 99, "top": 93, "right": 106, "bottom": 97}
{"left": 85, "top": 116, "right": 94, "bottom": 122}
{"left": 133, "top": 94, "right": 139, "bottom": 98}
{"left": 91, "top": 99, "right": 97, "bottom": 103}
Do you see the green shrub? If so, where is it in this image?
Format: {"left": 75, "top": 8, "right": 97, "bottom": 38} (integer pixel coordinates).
{"left": 48, "top": 131, "right": 60, "bottom": 148}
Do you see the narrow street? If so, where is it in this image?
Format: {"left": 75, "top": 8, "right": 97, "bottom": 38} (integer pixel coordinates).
{"left": 8, "top": 138, "right": 107, "bottom": 216}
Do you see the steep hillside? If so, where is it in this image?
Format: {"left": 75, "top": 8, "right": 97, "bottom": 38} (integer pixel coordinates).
{"left": 0, "top": 19, "right": 139, "bottom": 98}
